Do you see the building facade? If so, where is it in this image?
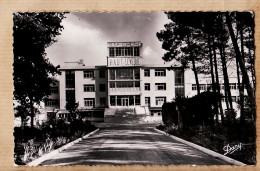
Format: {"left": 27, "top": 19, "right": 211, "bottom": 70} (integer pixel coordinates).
{"left": 56, "top": 41, "right": 184, "bottom": 116}
{"left": 41, "top": 41, "right": 246, "bottom": 121}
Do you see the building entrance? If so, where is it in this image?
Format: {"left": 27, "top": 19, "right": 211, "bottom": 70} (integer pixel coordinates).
{"left": 109, "top": 95, "right": 140, "bottom": 107}
{"left": 122, "top": 98, "right": 129, "bottom": 106}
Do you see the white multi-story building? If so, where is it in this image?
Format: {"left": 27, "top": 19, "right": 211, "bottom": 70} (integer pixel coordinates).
{"left": 56, "top": 41, "right": 185, "bottom": 117}
{"left": 42, "top": 41, "right": 247, "bottom": 120}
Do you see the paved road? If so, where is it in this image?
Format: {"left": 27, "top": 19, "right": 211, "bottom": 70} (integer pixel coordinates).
{"left": 40, "top": 123, "right": 229, "bottom": 166}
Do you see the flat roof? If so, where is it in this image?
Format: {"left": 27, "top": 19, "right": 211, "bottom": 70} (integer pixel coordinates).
{"left": 59, "top": 65, "right": 183, "bottom": 71}
{"left": 107, "top": 41, "right": 142, "bottom": 47}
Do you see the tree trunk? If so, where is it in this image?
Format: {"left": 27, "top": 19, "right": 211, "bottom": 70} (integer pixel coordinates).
{"left": 187, "top": 36, "right": 200, "bottom": 95}
{"left": 212, "top": 36, "right": 224, "bottom": 122}
{"left": 225, "top": 12, "right": 255, "bottom": 121}
{"left": 236, "top": 60, "right": 245, "bottom": 123}
{"left": 248, "top": 27, "right": 255, "bottom": 90}
{"left": 207, "top": 35, "right": 218, "bottom": 123}
{"left": 225, "top": 13, "right": 255, "bottom": 104}
{"left": 238, "top": 20, "right": 245, "bottom": 123}
{"left": 208, "top": 35, "right": 216, "bottom": 92}
{"left": 29, "top": 97, "right": 34, "bottom": 128}
{"left": 219, "top": 45, "right": 233, "bottom": 111}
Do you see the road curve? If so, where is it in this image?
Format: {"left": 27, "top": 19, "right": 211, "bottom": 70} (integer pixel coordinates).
{"left": 40, "top": 124, "right": 229, "bottom": 166}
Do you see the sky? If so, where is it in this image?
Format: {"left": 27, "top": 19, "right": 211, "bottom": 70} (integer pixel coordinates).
{"left": 45, "top": 12, "right": 171, "bottom": 67}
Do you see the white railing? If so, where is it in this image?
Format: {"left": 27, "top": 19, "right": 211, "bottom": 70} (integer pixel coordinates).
{"left": 109, "top": 87, "right": 140, "bottom": 92}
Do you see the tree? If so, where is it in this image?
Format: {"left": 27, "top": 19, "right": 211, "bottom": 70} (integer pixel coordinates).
{"left": 157, "top": 12, "right": 206, "bottom": 95}
{"left": 225, "top": 12, "right": 256, "bottom": 121}
{"left": 65, "top": 100, "right": 79, "bottom": 121}
{"left": 13, "top": 12, "right": 66, "bottom": 128}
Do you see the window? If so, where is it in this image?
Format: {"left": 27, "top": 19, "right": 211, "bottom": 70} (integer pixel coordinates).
{"left": 50, "top": 87, "right": 58, "bottom": 94}
{"left": 110, "top": 68, "right": 134, "bottom": 80}
{"left": 135, "top": 95, "right": 140, "bottom": 105}
{"left": 65, "top": 71, "right": 75, "bottom": 88}
{"left": 231, "top": 96, "right": 236, "bottom": 102}
{"left": 84, "top": 84, "right": 95, "bottom": 92}
{"left": 175, "top": 70, "right": 184, "bottom": 85}
{"left": 99, "top": 84, "right": 106, "bottom": 92}
{"left": 192, "top": 84, "right": 197, "bottom": 90}
{"left": 109, "top": 69, "right": 115, "bottom": 80}
{"left": 155, "top": 69, "right": 166, "bottom": 76}
{"left": 230, "top": 83, "right": 236, "bottom": 90}
{"left": 110, "top": 96, "right": 116, "bottom": 106}
{"left": 134, "top": 68, "right": 140, "bottom": 79}
{"left": 145, "top": 97, "right": 150, "bottom": 106}
{"left": 47, "top": 112, "right": 56, "bottom": 118}
{"left": 116, "top": 47, "right": 122, "bottom": 56}
{"left": 45, "top": 100, "right": 59, "bottom": 107}
{"left": 84, "top": 98, "right": 95, "bottom": 107}
{"left": 155, "top": 83, "right": 166, "bottom": 90}
{"left": 199, "top": 84, "right": 206, "bottom": 91}
{"left": 109, "top": 48, "right": 115, "bottom": 57}
{"left": 113, "top": 47, "right": 135, "bottom": 57}
{"left": 100, "top": 97, "right": 106, "bottom": 106}
{"left": 207, "top": 84, "right": 212, "bottom": 91}
{"left": 134, "top": 81, "right": 140, "bottom": 87}
{"left": 99, "top": 70, "right": 105, "bottom": 78}
{"left": 175, "top": 70, "right": 184, "bottom": 97}
{"left": 134, "top": 47, "right": 140, "bottom": 56}
{"left": 144, "top": 83, "right": 150, "bottom": 90}
{"left": 66, "top": 90, "right": 75, "bottom": 103}
{"left": 176, "top": 87, "right": 184, "bottom": 97}
{"left": 144, "top": 69, "right": 150, "bottom": 77}
{"left": 155, "top": 97, "right": 166, "bottom": 106}
{"left": 83, "top": 70, "right": 94, "bottom": 78}
{"left": 125, "top": 47, "right": 133, "bottom": 56}
{"left": 110, "top": 82, "right": 115, "bottom": 88}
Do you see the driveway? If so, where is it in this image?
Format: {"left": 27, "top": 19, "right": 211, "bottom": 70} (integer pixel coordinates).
{"left": 40, "top": 122, "right": 229, "bottom": 165}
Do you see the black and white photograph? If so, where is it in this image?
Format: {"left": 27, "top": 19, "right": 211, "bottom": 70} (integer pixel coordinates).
{"left": 13, "top": 12, "right": 256, "bottom": 166}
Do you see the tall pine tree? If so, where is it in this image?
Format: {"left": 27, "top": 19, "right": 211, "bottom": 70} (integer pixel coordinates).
{"left": 13, "top": 12, "right": 66, "bottom": 127}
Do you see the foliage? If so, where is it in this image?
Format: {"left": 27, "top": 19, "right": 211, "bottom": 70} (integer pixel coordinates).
{"left": 14, "top": 118, "right": 97, "bottom": 165}
{"left": 65, "top": 100, "right": 79, "bottom": 121}
{"left": 162, "top": 102, "right": 178, "bottom": 126}
{"left": 157, "top": 12, "right": 256, "bottom": 123}
{"left": 157, "top": 120, "right": 256, "bottom": 164}
{"left": 13, "top": 12, "right": 66, "bottom": 127}
{"left": 175, "top": 92, "right": 222, "bottom": 129}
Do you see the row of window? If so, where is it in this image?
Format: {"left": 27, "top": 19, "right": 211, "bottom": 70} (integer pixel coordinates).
{"left": 222, "top": 96, "right": 248, "bottom": 103}
{"left": 47, "top": 97, "right": 166, "bottom": 107}
{"left": 109, "top": 68, "right": 140, "bottom": 80}
{"left": 144, "top": 69, "right": 166, "bottom": 77}
{"left": 84, "top": 97, "right": 106, "bottom": 107}
{"left": 83, "top": 96, "right": 166, "bottom": 107}
{"left": 84, "top": 83, "right": 167, "bottom": 91}
{"left": 81, "top": 69, "right": 167, "bottom": 79}
{"left": 145, "top": 97, "right": 166, "bottom": 106}
{"left": 110, "top": 95, "right": 140, "bottom": 106}
{"left": 65, "top": 71, "right": 75, "bottom": 88}
{"left": 110, "top": 81, "right": 140, "bottom": 88}
{"left": 192, "top": 83, "right": 240, "bottom": 91}
{"left": 109, "top": 47, "right": 140, "bottom": 57}
{"left": 83, "top": 70, "right": 106, "bottom": 79}
{"left": 45, "top": 100, "right": 59, "bottom": 107}
{"left": 84, "top": 84, "right": 106, "bottom": 92}
{"left": 144, "top": 83, "right": 166, "bottom": 91}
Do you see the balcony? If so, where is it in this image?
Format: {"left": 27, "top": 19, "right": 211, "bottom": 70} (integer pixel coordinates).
{"left": 109, "top": 87, "right": 140, "bottom": 92}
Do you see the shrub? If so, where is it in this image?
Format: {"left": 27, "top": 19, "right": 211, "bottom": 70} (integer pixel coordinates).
{"left": 176, "top": 92, "right": 222, "bottom": 130}
{"left": 55, "top": 137, "right": 68, "bottom": 148}
{"left": 156, "top": 124, "right": 166, "bottom": 130}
